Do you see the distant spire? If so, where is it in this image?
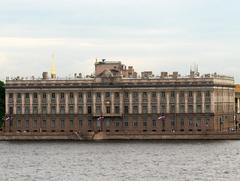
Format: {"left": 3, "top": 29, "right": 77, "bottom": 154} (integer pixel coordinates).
{"left": 51, "top": 53, "right": 56, "bottom": 79}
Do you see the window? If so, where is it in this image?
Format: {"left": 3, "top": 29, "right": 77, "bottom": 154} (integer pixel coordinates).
{"left": 206, "top": 91, "right": 210, "bottom": 97}
{"left": 133, "top": 122, "right": 138, "bottom": 127}
{"left": 180, "top": 119, "right": 184, "bottom": 127}
{"left": 205, "top": 105, "right": 210, "bottom": 112}
{"left": 42, "top": 106, "right": 47, "bottom": 114}
{"left": 78, "top": 106, "right": 83, "bottom": 114}
{"left": 17, "top": 93, "right": 21, "bottom": 99}
{"left": 25, "top": 93, "right": 29, "bottom": 99}
{"left": 161, "top": 92, "right": 165, "bottom": 98}
{"left": 42, "top": 93, "right": 46, "bottom": 99}
{"left": 25, "top": 120, "right": 29, "bottom": 128}
{"left": 79, "top": 93, "right": 83, "bottom": 98}
{"left": 105, "top": 92, "right": 110, "bottom": 98}
{"left": 87, "top": 92, "right": 92, "bottom": 98}
{"left": 17, "top": 106, "right": 21, "bottom": 114}
{"left": 115, "top": 106, "right": 120, "bottom": 114}
{"left": 52, "top": 93, "right": 55, "bottom": 99}
{"left": 51, "top": 106, "right": 56, "bottom": 114}
{"left": 124, "top": 122, "right": 128, "bottom": 127}
{"left": 17, "top": 120, "right": 21, "bottom": 128}
{"left": 60, "top": 93, "right": 65, "bottom": 99}
{"left": 42, "top": 120, "right": 47, "bottom": 128}
{"left": 79, "top": 120, "right": 83, "bottom": 128}
{"left": 171, "top": 91, "right": 175, "bottom": 98}
{"left": 88, "top": 120, "right": 92, "bottom": 127}
{"left": 25, "top": 107, "right": 30, "bottom": 114}
{"left": 170, "top": 105, "right": 175, "bottom": 113}
{"left": 171, "top": 120, "right": 175, "bottom": 128}
{"left": 51, "top": 120, "right": 55, "bottom": 128}
{"left": 60, "top": 106, "right": 65, "bottom": 114}
{"left": 124, "top": 92, "right": 129, "bottom": 98}
{"left": 152, "top": 92, "right": 156, "bottom": 98}
{"left": 143, "top": 122, "right": 147, "bottom": 127}
{"left": 70, "top": 120, "right": 74, "bottom": 129}
{"left": 180, "top": 92, "right": 184, "bottom": 97}
{"left": 115, "top": 121, "right": 120, "bottom": 127}
{"left": 96, "top": 106, "right": 101, "bottom": 114}
{"left": 61, "top": 120, "right": 65, "bottom": 129}
{"left": 70, "top": 92, "right": 74, "bottom": 99}
{"left": 152, "top": 120, "right": 156, "bottom": 127}
{"left": 33, "top": 93, "right": 38, "bottom": 99}
{"left": 9, "top": 93, "right": 13, "bottom": 99}
{"left": 133, "top": 92, "right": 138, "bottom": 98}
{"left": 143, "top": 92, "right": 147, "bottom": 99}
{"left": 88, "top": 106, "right": 92, "bottom": 114}
{"left": 189, "top": 91, "right": 193, "bottom": 97}
{"left": 180, "top": 105, "right": 185, "bottom": 113}
{"left": 189, "top": 119, "right": 193, "bottom": 127}
{"left": 143, "top": 106, "right": 147, "bottom": 113}
{"left": 133, "top": 106, "right": 138, "bottom": 114}
{"left": 96, "top": 92, "right": 101, "bottom": 98}
{"left": 197, "top": 105, "right": 202, "bottom": 113}
{"left": 152, "top": 106, "right": 157, "bottom": 113}
{"left": 115, "top": 92, "right": 119, "bottom": 98}
{"left": 188, "top": 105, "right": 193, "bottom": 113}
{"left": 106, "top": 106, "right": 111, "bottom": 114}
{"left": 69, "top": 106, "right": 74, "bottom": 114}
{"left": 33, "top": 120, "right": 38, "bottom": 128}
{"left": 124, "top": 106, "right": 129, "bottom": 114}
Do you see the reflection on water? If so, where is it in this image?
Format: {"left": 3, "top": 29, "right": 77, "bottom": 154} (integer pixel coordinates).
{"left": 0, "top": 140, "right": 240, "bottom": 181}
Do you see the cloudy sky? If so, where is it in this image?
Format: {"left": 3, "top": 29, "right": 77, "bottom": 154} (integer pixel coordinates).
{"left": 0, "top": 0, "right": 240, "bottom": 82}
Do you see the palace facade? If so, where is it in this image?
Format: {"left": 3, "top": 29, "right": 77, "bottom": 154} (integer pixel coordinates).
{"left": 4, "top": 60, "right": 236, "bottom": 134}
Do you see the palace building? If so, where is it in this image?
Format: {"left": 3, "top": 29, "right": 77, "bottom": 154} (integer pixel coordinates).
{"left": 4, "top": 60, "right": 236, "bottom": 135}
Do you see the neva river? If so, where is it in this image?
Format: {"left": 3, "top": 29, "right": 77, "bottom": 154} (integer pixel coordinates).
{"left": 0, "top": 141, "right": 240, "bottom": 181}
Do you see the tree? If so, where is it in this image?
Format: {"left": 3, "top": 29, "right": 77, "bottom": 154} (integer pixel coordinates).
{"left": 0, "top": 81, "right": 5, "bottom": 127}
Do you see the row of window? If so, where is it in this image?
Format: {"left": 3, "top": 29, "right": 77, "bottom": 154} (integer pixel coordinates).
{"left": 11, "top": 119, "right": 210, "bottom": 129}
{"left": 9, "top": 91, "right": 212, "bottom": 100}
{"left": 10, "top": 104, "right": 211, "bottom": 114}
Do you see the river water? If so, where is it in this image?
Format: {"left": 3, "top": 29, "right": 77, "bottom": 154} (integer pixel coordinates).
{"left": 0, "top": 140, "right": 240, "bottom": 181}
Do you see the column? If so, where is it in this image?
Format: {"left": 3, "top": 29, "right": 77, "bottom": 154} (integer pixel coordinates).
{"left": 120, "top": 92, "right": 124, "bottom": 115}
{"left": 111, "top": 92, "right": 115, "bottom": 114}
{"left": 193, "top": 91, "right": 197, "bottom": 113}
{"left": 176, "top": 92, "right": 180, "bottom": 113}
{"left": 138, "top": 92, "right": 142, "bottom": 114}
{"left": 157, "top": 92, "right": 161, "bottom": 114}
{"left": 184, "top": 92, "right": 188, "bottom": 113}
{"left": 210, "top": 91, "right": 215, "bottom": 113}
{"left": 101, "top": 92, "right": 105, "bottom": 114}
{"left": 30, "top": 93, "right": 33, "bottom": 114}
{"left": 129, "top": 92, "right": 133, "bottom": 114}
{"left": 166, "top": 92, "right": 170, "bottom": 113}
{"left": 56, "top": 93, "right": 60, "bottom": 114}
{"left": 21, "top": 93, "right": 25, "bottom": 114}
{"left": 147, "top": 92, "right": 151, "bottom": 114}
{"left": 38, "top": 93, "right": 41, "bottom": 114}
{"left": 65, "top": 93, "right": 69, "bottom": 114}
{"left": 5, "top": 93, "right": 9, "bottom": 114}
{"left": 83, "top": 92, "right": 87, "bottom": 114}
{"left": 202, "top": 92, "right": 205, "bottom": 113}
{"left": 13, "top": 93, "right": 17, "bottom": 114}
{"left": 47, "top": 93, "right": 51, "bottom": 114}
{"left": 92, "top": 92, "right": 96, "bottom": 115}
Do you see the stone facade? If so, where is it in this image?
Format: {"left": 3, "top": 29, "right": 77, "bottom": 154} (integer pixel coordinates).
{"left": 4, "top": 60, "right": 236, "bottom": 135}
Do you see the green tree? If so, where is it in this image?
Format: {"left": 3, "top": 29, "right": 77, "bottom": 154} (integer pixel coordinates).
{"left": 0, "top": 81, "right": 5, "bottom": 127}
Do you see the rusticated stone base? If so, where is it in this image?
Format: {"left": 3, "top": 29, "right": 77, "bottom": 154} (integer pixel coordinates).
{"left": 1, "top": 132, "right": 240, "bottom": 140}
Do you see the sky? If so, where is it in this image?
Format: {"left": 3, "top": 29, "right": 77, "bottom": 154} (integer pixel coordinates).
{"left": 0, "top": 0, "right": 240, "bottom": 82}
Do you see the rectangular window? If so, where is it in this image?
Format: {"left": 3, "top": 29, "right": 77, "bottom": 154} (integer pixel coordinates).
{"left": 42, "top": 93, "right": 46, "bottom": 99}
{"left": 17, "top": 93, "right": 21, "bottom": 99}
{"left": 51, "top": 106, "right": 56, "bottom": 114}
{"left": 171, "top": 91, "right": 175, "bottom": 98}
{"left": 115, "top": 106, "right": 120, "bottom": 114}
{"left": 52, "top": 93, "right": 55, "bottom": 99}
{"left": 60, "top": 93, "right": 65, "bottom": 99}
{"left": 79, "top": 93, "right": 83, "bottom": 98}
{"left": 97, "top": 92, "right": 101, "bottom": 98}
{"left": 133, "top": 106, "right": 138, "bottom": 114}
{"left": 33, "top": 93, "right": 38, "bottom": 99}
{"left": 9, "top": 93, "right": 13, "bottom": 99}
{"left": 70, "top": 92, "right": 74, "bottom": 99}
{"left": 51, "top": 120, "right": 55, "bottom": 128}
{"left": 152, "top": 92, "right": 156, "bottom": 98}
{"left": 88, "top": 106, "right": 92, "bottom": 114}
{"left": 60, "top": 106, "right": 65, "bottom": 114}
{"left": 25, "top": 107, "right": 30, "bottom": 114}
{"left": 25, "top": 120, "right": 29, "bottom": 128}
{"left": 88, "top": 120, "right": 92, "bottom": 127}
{"left": 180, "top": 119, "right": 184, "bottom": 127}
{"left": 143, "top": 106, "right": 147, "bottom": 113}
{"left": 60, "top": 120, "right": 65, "bottom": 129}
{"left": 25, "top": 93, "right": 29, "bottom": 99}
{"left": 106, "top": 106, "right": 111, "bottom": 114}
{"left": 42, "top": 120, "right": 47, "bottom": 128}
{"left": 96, "top": 106, "right": 101, "bottom": 114}
{"left": 87, "top": 92, "right": 92, "bottom": 98}
{"left": 79, "top": 106, "right": 83, "bottom": 114}
{"left": 33, "top": 120, "right": 38, "bottom": 128}
{"left": 79, "top": 120, "right": 83, "bottom": 128}
{"left": 17, "top": 120, "right": 21, "bottom": 128}
{"left": 161, "top": 92, "right": 165, "bottom": 98}
{"left": 17, "top": 106, "right": 21, "bottom": 114}
{"left": 115, "top": 92, "right": 120, "bottom": 98}
{"left": 69, "top": 106, "right": 74, "bottom": 114}
{"left": 152, "top": 120, "right": 156, "bottom": 127}
{"left": 33, "top": 106, "right": 38, "bottom": 114}
{"left": 124, "top": 106, "right": 129, "bottom": 113}
{"left": 143, "top": 122, "right": 147, "bottom": 127}
{"left": 70, "top": 120, "right": 74, "bottom": 129}
{"left": 124, "top": 122, "right": 128, "bottom": 127}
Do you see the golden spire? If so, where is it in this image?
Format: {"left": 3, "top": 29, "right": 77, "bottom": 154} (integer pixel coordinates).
{"left": 51, "top": 53, "right": 56, "bottom": 79}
